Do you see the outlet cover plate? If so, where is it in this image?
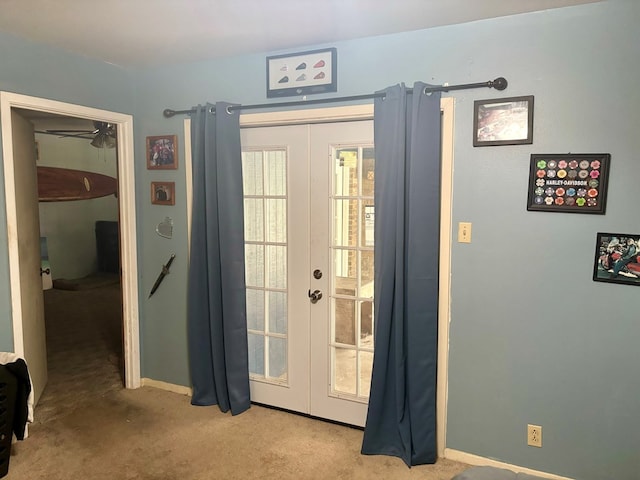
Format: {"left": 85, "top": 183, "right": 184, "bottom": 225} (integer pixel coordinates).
{"left": 527, "top": 424, "right": 542, "bottom": 447}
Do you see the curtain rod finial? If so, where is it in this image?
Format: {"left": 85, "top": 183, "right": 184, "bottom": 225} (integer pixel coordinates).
{"left": 491, "top": 77, "right": 508, "bottom": 91}
{"left": 163, "top": 109, "right": 176, "bottom": 118}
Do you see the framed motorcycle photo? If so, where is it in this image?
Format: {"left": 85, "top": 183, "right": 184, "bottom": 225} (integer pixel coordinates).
{"left": 593, "top": 232, "right": 640, "bottom": 286}
{"left": 473, "top": 95, "right": 534, "bottom": 146}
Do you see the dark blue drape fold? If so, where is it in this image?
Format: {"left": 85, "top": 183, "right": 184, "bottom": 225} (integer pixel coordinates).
{"left": 361, "top": 83, "right": 441, "bottom": 466}
{"left": 187, "top": 102, "right": 250, "bottom": 415}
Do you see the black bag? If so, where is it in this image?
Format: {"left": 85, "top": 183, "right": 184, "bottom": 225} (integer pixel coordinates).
{"left": 0, "top": 365, "right": 18, "bottom": 478}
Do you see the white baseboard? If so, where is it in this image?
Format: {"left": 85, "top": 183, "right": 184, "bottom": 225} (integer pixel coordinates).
{"left": 444, "top": 448, "right": 574, "bottom": 480}
{"left": 141, "top": 377, "right": 193, "bottom": 396}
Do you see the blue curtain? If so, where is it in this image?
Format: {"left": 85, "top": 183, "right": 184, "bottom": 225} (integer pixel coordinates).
{"left": 187, "top": 103, "right": 251, "bottom": 415}
{"left": 361, "top": 83, "right": 441, "bottom": 465}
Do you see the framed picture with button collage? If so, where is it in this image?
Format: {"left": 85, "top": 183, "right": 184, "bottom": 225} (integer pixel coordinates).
{"left": 526, "top": 153, "right": 610, "bottom": 214}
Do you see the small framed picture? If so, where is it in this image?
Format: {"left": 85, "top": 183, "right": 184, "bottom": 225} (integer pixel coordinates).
{"left": 151, "top": 181, "right": 175, "bottom": 206}
{"left": 593, "top": 233, "right": 640, "bottom": 286}
{"left": 266, "top": 47, "right": 337, "bottom": 98}
{"left": 526, "top": 153, "right": 610, "bottom": 214}
{"left": 147, "top": 135, "right": 178, "bottom": 169}
{"left": 473, "top": 95, "right": 534, "bottom": 146}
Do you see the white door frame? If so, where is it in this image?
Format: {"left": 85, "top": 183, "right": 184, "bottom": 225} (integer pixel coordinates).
{"left": 184, "top": 99, "right": 454, "bottom": 455}
{"left": 1, "top": 91, "right": 141, "bottom": 389}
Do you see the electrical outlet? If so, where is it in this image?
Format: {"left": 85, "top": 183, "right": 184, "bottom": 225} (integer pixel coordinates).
{"left": 527, "top": 424, "right": 542, "bottom": 447}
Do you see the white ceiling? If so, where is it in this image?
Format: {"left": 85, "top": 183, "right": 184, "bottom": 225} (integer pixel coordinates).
{"left": 1, "top": 0, "right": 601, "bottom": 67}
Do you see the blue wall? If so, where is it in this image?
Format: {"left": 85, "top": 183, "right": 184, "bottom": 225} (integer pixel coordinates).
{"left": 0, "top": 1, "right": 638, "bottom": 478}
{"left": 131, "top": 2, "right": 639, "bottom": 479}
{"left": 0, "top": 32, "right": 135, "bottom": 352}
{"left": 441, "top": 3, "right": 639, "bottom": 480}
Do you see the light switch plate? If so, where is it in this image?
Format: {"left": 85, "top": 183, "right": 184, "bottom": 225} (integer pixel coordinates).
{"left": 458, "top": 222, "right": 472, "bottom": 243}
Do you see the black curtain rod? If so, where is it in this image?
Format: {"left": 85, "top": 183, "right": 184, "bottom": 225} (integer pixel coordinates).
{"left": 163, "top": 77, "right": 507, "bottom": 118}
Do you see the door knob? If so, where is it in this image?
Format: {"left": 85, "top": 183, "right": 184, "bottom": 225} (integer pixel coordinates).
{"left": 308, "top": 289, "right": 323, "bottom": 304}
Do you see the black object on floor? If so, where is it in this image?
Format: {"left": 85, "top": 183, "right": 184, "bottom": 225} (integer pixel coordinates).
{"left": 0, "top": 366, "right": 18, "bottom": 478}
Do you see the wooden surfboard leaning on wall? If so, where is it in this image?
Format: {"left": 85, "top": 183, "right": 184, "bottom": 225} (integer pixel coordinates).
{"left": 37, "top": 166, "right": 117, "bottom": 202}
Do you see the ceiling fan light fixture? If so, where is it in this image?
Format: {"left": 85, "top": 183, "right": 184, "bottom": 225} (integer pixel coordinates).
{"left": 91, "top": 132, "right": 116, "bottom": 149}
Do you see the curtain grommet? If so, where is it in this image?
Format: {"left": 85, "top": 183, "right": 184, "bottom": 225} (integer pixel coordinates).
{"left": 226, "top": 106, "right": 233, "bottom": 115}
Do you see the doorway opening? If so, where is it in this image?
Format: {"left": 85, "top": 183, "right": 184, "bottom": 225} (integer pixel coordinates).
{"left": 31, "top": 110, "right": 123, "bottom": 419}
{"left": 0, "top": 92, "right": 140, "bottom": 409}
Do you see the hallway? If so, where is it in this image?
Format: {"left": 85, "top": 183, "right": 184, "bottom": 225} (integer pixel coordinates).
{"left": 36, "top": 275, "right": 123, "bottom": 423}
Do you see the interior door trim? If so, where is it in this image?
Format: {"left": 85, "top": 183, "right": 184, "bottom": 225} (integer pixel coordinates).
{"left": 0, "top": 91, "right": 141, "bottom": 389}
{"left": 184, "top": 99, "right": 454, "bottom": 456}
{"left": 240, "top": 105, "right": 374, "bottom": 127}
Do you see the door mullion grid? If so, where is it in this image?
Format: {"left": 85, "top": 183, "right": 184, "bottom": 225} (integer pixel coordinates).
{"left": 263, "top": 149, "right": 289, "bottom": 382}
{"left": 329, "top": 145, "right": 369, "bottom": 400}
{"left": 329, "top": 145, "right": 375, "bottom": 400}
{"left": 243, "top": 146, "right": 290, "bottom": 385}
{"left": 358, "top": 146, "right": 374, "bottom": 397}
{"left": 354, "top": 146, "right": 363, "bottom": 398}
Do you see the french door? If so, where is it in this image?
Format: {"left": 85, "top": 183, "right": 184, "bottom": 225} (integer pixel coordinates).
{"left": 240, "top": 120, "right": 374, "bottom": 426}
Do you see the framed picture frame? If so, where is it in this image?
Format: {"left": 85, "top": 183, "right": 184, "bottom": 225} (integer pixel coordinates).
{"left": 151, "top": 181, "right": 175, "bottom": 206}
{"left": 473, "top": 95, "right": 534, "bottom": 146}
{"left": 593, "top": 232, "right": 640, "bottom": 286}
{"left": 147, "top": 135, "right": 178, "bottom": 169}
{"left": 526, "top": 153, "right": 610, "bottom": 214}
{"left": 266, "top": 47, "right": 337, "bottom": 98}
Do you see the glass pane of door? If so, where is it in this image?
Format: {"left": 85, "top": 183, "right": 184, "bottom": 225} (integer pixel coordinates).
{"left": 243, "top": 149, "right": 288, "bottom": 383}
{"left": 331, "top": 145, "right": 374, "bottom": 401}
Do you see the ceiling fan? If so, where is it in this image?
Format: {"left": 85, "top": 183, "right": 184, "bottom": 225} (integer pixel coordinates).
{"left": 36, "top": 121, "right": 117, "bottom": 148}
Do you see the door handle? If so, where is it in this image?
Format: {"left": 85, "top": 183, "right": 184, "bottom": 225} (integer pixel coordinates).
{"left": 308, "top": 289, "right": 323, "bottom": 304}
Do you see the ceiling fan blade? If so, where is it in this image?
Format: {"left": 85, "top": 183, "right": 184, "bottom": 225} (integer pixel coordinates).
{"left": 35, "top": 122, "right": 117, "bottom": 146}
{"left": 54, "top": 131, "right": 98, "bottom": 140}
{"left": 35, "top": 130, "right": 95, "bottom": 139}
{"left": 43, "top": 129, "right": 94, "bottom": 133}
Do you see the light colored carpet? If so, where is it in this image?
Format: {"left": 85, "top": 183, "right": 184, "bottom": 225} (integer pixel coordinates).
{"left": 35, "top": 279, "right": 123, "bottom": 424}
{"left": 5, "top": 278, "right": 469, "bottom": 480}
{"left": 9, "top": 387, "right": 470, "bottom": 480}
